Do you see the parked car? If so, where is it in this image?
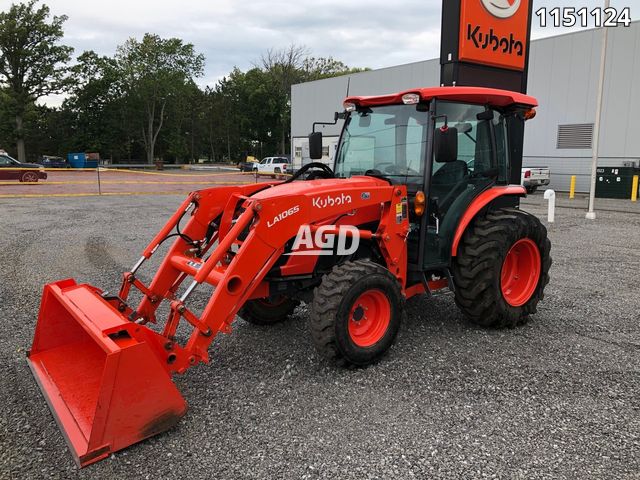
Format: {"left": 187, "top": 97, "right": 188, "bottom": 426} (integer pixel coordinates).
{"left": 0, "top": 154, "right": 48, "bottom": 182}
{"left": 38, "top": 155, "right": 68, "bottom": 169}
{"left": 254, "top": 156, "right": 290, "bottom": 178}
{"left": 521, "top": 167, "right": 550, "bottom": 194}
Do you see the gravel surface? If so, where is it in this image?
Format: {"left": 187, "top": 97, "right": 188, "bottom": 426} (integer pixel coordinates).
{"left": 0, "top": 195, "right": 638, "bottom": 479}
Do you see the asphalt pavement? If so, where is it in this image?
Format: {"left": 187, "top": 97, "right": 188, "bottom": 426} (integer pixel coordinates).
{"left": 0, "top": 195, "right": 638, "bottom": 479}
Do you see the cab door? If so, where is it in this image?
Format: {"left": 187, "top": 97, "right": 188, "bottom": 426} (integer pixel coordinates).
{"left": 258, "top": 158, "right": 270, "bottom": 174}
{"left": 421, "top": 100, "right": 511, "bottom": 268}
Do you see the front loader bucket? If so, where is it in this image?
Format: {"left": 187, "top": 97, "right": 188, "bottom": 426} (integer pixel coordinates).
{"left": 27, "top": 279, "right": 187, "bottom": 467}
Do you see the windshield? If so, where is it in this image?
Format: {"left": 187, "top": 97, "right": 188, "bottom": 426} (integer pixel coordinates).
{"left": 0, "top": 155, "right": 18, "bottom": 165}
{"left": 334, "top": 104, "right": 429, "bottom": 185}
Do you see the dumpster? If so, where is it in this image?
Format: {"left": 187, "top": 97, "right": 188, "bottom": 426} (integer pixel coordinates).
{"left": 67, "top": 153, "right": 98, "bottom": 169}
{"left": 595, "top": 167, "right": 638, "bottom": 199}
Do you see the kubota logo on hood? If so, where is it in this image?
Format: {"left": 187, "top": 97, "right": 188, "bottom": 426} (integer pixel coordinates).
{"left": 481, "top": 0, "right": 521, "bottom": 19}
{"left": 312, "top": 193, "right": 352, "bottom": 209}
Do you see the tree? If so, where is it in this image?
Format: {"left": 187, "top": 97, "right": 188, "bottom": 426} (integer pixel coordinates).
{"left": 256, "top": 45, "right": 368, "bottom": 156}
{"left": 203, "top": 86, "right": 224, "bottom": 161}
{"left": 302, "top": 57, "right": 370, "bottom": 81}
{"left": 258, "top": 45, "right": 309, "bottom": 154}
{"left": 116, "top": 34, "right": 204, "bottom": 164}
{"left": 63, "top": 51, "right": 129, "bottom": 159}
{"left": 0, "top": 0, "right": 73, "bottom": 161}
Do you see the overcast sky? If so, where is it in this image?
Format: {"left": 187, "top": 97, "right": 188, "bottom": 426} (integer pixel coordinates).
{"left": 2, "top": 0, "right": 631, "bottom": 104}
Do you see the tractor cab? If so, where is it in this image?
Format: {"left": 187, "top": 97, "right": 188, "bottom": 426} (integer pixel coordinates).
{"left": 308, "top": 86, "right": 537, "bottom": 274}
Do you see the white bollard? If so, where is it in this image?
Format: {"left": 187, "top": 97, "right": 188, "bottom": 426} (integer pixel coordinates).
{"left": 543, "top": 189, "right": 556, "bottom": 223}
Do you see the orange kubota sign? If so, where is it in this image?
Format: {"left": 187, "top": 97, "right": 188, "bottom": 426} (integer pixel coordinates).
{"left": 458, "top": 0, "right": 531, "bottom": 71}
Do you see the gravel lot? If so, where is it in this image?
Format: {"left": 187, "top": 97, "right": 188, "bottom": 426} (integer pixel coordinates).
{"left": 0, "top": 169, "right": 256, "bottom": 197}
{"left": 1, "top": 194, "right": 638, "bottom": 479}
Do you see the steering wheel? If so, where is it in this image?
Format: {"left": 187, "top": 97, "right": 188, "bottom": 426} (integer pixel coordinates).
{"left": 285, "top": 162, "right": 334, "bottom": 183}
{"left": 374, "top": 162, "right": 395, "bottom": 173}
{"left": 377, "top": 163, "right": 419, "bottom": 176}
{"left": 383, "top": 164, "right": 405, "bottom": 175}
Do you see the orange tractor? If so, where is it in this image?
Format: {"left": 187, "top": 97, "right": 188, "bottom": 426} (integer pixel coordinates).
{"left": 28, "top": 86, "right": 551, "bottom": 466}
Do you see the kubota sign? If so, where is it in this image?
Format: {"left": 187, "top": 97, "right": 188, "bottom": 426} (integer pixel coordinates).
{"left": 459, "top": 0, "right": 531, "bottom": 71}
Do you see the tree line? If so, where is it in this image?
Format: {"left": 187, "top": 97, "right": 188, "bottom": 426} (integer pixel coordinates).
{"left": 0, "top": 1, "right": 367, "bottom": 164}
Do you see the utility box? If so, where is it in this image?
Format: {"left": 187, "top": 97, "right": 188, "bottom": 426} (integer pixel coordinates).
{"left": 595, "top": 167, "right": 638, "bottom": 199}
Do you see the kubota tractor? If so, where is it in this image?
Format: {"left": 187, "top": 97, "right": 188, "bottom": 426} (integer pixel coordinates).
{"left": 28, "top": 86, "right": 551, "bottom": 466}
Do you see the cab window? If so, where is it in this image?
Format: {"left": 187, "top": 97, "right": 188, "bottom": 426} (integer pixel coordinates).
{"left": 334, "top": 104, "right": 428, "bottom": 186}
{"left": 432, "top": 102, "right": 509, "bottom": 181}
{"left": 429, "top": 101, "right": 509, "bottom": 223}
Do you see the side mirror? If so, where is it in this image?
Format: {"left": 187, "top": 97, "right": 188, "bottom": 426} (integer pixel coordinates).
{"left": 358, "top": 114, "right": 371, "bottom": 128}
{"left": 434, "top": 127, "right": 458, "bottom": 163}
{"left": 308, "top": 132, "right": 323, "bottom": 160}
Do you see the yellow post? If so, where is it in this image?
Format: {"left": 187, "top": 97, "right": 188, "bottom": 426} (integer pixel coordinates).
{"left": 632, "top": 175, "right": 638, "bottom": 202}
{"left": 569, "top": 175, "right": 576, "bottom": 199}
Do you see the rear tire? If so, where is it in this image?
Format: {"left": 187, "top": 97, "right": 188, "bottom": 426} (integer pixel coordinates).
{"left": 310, "top": 260, "right": 404, "bottom": 366}
{"left": 526, "top": 186, "right": 537, "bottom": 194}
{"left": 453, "top": 208, "right": 551, "bottom": 328}
{"left": 238, "top": 296, "right": 299, "bottom": 326}
{"left": 20, "top": 171, "right": 39, "bottom": 183}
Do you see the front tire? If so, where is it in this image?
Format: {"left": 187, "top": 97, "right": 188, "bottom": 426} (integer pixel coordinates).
{"left": 310, "top": 260, "right": 404, "bottom": 366}
{"left": 453, "top": 208, "right": 551, "bottom": 328}
{"left": 238, "top": 296, "right": 299, "bottom": 326}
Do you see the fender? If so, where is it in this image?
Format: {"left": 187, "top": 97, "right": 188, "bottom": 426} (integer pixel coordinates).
{"left": 451, "top": 185, "right": 526, "bottom": 257}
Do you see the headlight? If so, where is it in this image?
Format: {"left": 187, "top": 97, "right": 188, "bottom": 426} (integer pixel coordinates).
{"left": 343, "top": 102, "right": 356, "bottom": 112}
{"left": 402, "top": 93, "right": 420, "bottom": 105}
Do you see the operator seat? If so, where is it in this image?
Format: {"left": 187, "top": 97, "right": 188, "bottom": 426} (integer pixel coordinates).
{"left": 430, "top": 160, "right": 469, "bottom": 216}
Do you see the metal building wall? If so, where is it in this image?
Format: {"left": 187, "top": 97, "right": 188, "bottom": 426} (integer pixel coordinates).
{"left": 291, "top": 22, "right": 640, "bottom": 191}
{"left": 525, "top": 22, "right": 640, "bottom": 191}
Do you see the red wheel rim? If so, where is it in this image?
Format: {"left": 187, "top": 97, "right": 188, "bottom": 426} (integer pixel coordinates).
{"left": 501, "top": 238, "right": 542, "bottom": 307}
{"left": 348, "top": 289, "right": 391, "bottom": 347}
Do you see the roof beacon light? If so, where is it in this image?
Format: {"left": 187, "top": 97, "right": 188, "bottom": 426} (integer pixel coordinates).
{"left": 343, "top": 102, "right": 356, "bottom": 112}
{"left": 402, "top": 93, "right": 420, "bottom": 105}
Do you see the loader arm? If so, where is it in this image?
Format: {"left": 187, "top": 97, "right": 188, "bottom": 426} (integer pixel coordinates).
{"left": 29, "top": 179, "right": 409, "bottom": 466}
{"left": 121, "top": 179, "right": 409, "bottom": 374}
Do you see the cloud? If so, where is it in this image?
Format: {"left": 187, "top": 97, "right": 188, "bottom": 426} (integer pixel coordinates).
{"left": 33, "top": 0, "right": 624, "bottom": 100}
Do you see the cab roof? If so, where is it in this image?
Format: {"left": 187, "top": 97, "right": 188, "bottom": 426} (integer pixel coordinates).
{"left": 344, "top": 86, "right": 537, "bottom": 109}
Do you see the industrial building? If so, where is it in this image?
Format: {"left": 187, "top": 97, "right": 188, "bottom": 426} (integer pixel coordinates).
{"left": 291, "top": 21, "right": 640, "bottom": 192}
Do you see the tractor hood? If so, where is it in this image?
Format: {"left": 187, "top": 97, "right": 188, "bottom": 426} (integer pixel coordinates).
{"left": 247, "top": 176, "right": 401, "bottom": 249}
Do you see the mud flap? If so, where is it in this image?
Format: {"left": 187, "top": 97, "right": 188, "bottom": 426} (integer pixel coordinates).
{"left": 27, "top": 279, "right": 187, "bottom": 467}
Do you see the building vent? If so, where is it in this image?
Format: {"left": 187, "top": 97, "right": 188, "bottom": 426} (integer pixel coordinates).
{"left": 556, "top": 123, "right": 594, "bottom": 149}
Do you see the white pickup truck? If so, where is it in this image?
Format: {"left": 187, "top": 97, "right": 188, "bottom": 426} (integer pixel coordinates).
{"left": 254, "top": 156, "right": 290, "bottom": 179}
{"left": 521, "top": 167, "right": 550, "bottom": 194}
